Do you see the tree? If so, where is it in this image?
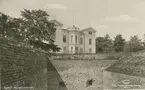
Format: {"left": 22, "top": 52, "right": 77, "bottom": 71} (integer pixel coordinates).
{"left": 123, "top": 41, "right": 131, "bottom": 52}
{"left": 125, "top": 35, "right": 144, "bottom": 52}
{"left": 0, "top": 12, "right": 23, "bottom": 41}
{"left": 103, "top": 34, "right": 113, "bottom": 53}
{"left": 19, "top": 9, "right": 60, "bottom": 52}
{"left": 95, "top": 34, "right": 113, "bottom": 53}
{"left": 142, "top": 34, "right": 145, "bottom": 47}
{"left": 0, "top": 12, "right": 11, "bottom": 37}
{"left": 95, "top": 37, "right": 105, "bottom": 53}
{"left": 113, "top": 34, "right": 125, "bottom": 52}
{"left": 20, "top": 9, "right": 56, "bottom": 42}
{"left": 0, "top": 9, "right": 61, "bottom": 52}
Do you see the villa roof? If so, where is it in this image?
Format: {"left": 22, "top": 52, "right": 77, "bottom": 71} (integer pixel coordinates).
{"left": 67, "top": 25, "right": 80, "bottom": 31}
{"left": 106, "top": 50, "right": 145, "bottom": 78}
{"left": 81, "top": 27, "right": 96, "bottom": 32}
{"left": 50, "top": 20, "right": 63, "bottom": 27}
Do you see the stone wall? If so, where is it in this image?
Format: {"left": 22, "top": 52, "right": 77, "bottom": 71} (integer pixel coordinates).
{"left": 51, "top": 53, "right": 122, "bottom": 60}
{"left": 103, "top": 70, "right": 145, "bottom": 89}
{"left": 51, "top": 60, "right": 117, "bottom": 90}
{"left": 0, "top": 38, "right": 47, "bottom": 90}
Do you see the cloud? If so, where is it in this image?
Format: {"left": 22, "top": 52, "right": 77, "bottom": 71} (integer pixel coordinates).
{"left": 100, "top": 15, "right": 140, "bottom": 22}
{"left": 95, "top": 25, "right": 108, "bottom": 29}
{"left": 90, "top": 23, "right": 108, "bottom": 29}
{"left": 44, "top": 4, "right": 67, "bottom": 10}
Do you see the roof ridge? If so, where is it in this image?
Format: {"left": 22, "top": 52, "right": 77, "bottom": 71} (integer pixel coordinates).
{"left": 81, "top": 27, "right": 96, "bottom": 32}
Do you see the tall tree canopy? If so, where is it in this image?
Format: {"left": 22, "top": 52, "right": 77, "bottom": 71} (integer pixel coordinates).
{"left": 95, "top": 37, "right": 105, "bottom": 53}
{"left": 0, "top": 13, "right": 13, "bottom": 37}
{"left": 103, "top": 34, "right": 113, "bottom": 53}
{"left": 0, "top": 9, "right": 60, "bottom": 52}
{"left": 96, "top": 34, "right": 113, "bottom": 53}
{"left": 113, "top": 34, "right": 125, "bottom": 52}
{"left": 124, "top": 35, "right": 144, "bottom": 52}
{"left": 0, "top": 13, "right": 23, "bottom": 41}
{"left": 20, "top": 9, "right": 56, "bottom": 43}
{"left": 20, "top": 9, "right": 60, "bottom": 52}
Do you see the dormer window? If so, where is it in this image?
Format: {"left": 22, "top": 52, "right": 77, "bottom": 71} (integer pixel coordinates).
{"left": 88, "top": 31, "right": 92, "bottom": 35}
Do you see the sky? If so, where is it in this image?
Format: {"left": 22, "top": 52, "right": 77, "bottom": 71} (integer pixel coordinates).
{"left": 0, "top": 0, "right": 145, "bottom": 40}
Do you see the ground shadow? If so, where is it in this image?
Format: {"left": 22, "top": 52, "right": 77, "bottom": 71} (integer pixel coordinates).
{"left": 47, "top": 58, "right": 68, "bottom": 90}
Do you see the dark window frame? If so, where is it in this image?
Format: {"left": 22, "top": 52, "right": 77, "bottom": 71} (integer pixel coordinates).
{"left": 80, "top": 38, "right": 83, "bottom": 44}
{"left": 88, "top": 31, "right": 92, "bottom": 35}
{"left": 63, "top": 35, "right": 66, "bottom": 43}
{"left": 71, "top": 35, "right": 73, "bottom": 43}
{"left": 89, "top": 38, "right": 92, "bottom": 45}
{"left": 75, "top": 35, "right": 77, "bottom": 43}
{"left": 71, "top": 47, "right": 73, "bottom": 53}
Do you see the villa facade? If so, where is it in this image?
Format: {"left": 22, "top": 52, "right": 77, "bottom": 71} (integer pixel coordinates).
{"left": 52, "top": 20, "right": 96, "bottom": 54}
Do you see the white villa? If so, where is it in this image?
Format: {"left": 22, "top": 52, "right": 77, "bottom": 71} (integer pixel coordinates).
{"left": 51, "top": 20, "right": 96, "bottom": 54}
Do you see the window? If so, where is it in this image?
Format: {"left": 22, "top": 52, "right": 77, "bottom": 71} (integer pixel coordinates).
{"left": 75, "top": 35, "right": 77, "bottom": 43}
{"left": 63, "top": 35, "right": 66, "bottom": 43}
{"left": 80, "top": 38, "right": 83, "bottom": 44}
{"left": 88, "top": 31, "right": 92, "bottom": 35}
{"left": 89, "top": 48, "right": 92, "bottom": 53}
{"left": 71, "top": 47, "right": 73, "bottom": 53}
{"left": 63, "top": 47, "right": 66, "bottom": 53}
{"left": 75, "top": 47, "right": 78, "bottom": 53}
{"left": 71, "top": 35, "right": 73, "bottom": 43}
{"left": 89, "top": 39, "right": 92, "bottom": 45}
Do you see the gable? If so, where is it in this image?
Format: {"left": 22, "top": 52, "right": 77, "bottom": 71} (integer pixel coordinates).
{"left": 81, "top": 27, "right": 96, "bottom": 33}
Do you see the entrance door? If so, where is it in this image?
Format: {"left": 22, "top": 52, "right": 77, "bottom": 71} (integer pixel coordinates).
{"left": 89, "top": 48, "right": 92, "bottom": 53}
{"left": 80, "top": 48, "right": 83, "bottom": 53}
